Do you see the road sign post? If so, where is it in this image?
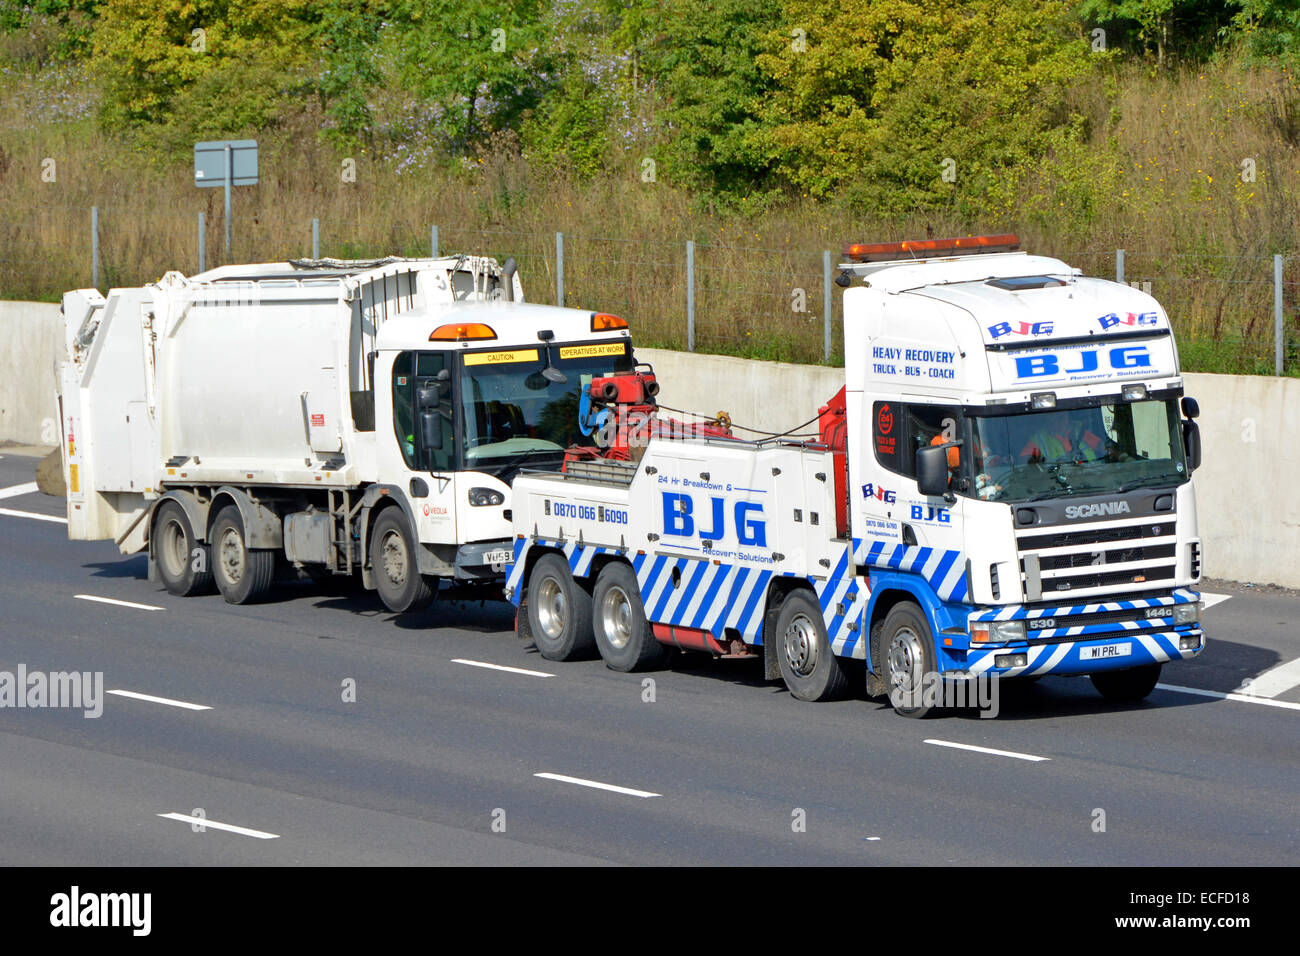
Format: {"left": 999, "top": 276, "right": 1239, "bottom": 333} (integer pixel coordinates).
{"left": 194, "top": 140, "right": 258, "bottom": 260}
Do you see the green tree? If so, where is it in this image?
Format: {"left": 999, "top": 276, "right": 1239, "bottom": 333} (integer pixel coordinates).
{"left": 388, "top": 0, "right": 547, "bottom": 150}
{"left": 1232, "top": 0, "right": 1300, "bottom": 61}
{"left": 755, "top": 0, "right": 1095, "bottom": 216}
{"left": 1078, "top": 0, "right": 1235, "bottom": 63}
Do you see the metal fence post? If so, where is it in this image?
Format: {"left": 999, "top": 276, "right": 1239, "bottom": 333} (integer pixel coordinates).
{"left": 431, "top": 224, "right": 439, "bottom": 258}
{"left": 687, "top": 239, "right": 696, "bottom": 352}
{"left": 91, "top": 206, "right": 99, "bottom": 289}
{"left": 1116, "top": 249, "right": 1125, "bottom": 285}
{"left": 198, "top": 212, "right": 206, "bottom": 274}
{"left": 312, "top": 218, "right": 320, "bottom": 259}
{"left": 224, "top": 143, "right": 233, "bottom": 258}
{"left": 823, "top": 250, "right": 832, "bottom": 363}
{"left": 1276, "top": 254, "right": 1285, "bottom": 376}
{"left": 556, "top": 231, "right": 564, "bottom": 306}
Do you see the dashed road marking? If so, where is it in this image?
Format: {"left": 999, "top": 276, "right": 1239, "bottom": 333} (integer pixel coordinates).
{"left": 157, "top": 812, "right": 279, "bottom": 839}
{"left": 75, "top": 594, "right": 164, "bottom": 611}
{"left": 0, "top": 482, "right": 38, "bottom": 500}
{"left": 0, "top": 507, "right": 66, "bottom": 524}
{"left": 452, "top": 659, "right": 554, "bottom": 678}
{"left": 1235, "top": 656, "right": 1300, "bottom": 698}
{"left": 534, "top": 772, "right": 660, "bottom": 798}
{"left": 108, "top": 689, "right": 211, "bottom": 711}
{"left": 1158, "top": 682, "right": 1300, "bottom": 711}
{"left": 924, "top": 739, "right": 1050, "bottom": 762}
{"left": 1200, "top": 592, "right": 1232, "bottom": 610}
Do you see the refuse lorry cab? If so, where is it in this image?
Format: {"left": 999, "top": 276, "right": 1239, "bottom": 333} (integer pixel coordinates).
{"left": 504, "top": 235, "right": 1205, "bottom": 715}
{"left": 58, "top": 255, "right": 636, "bottom": 612}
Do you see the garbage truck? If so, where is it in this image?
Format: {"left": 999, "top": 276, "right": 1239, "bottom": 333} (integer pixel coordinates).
{"left": 504, "top": 235, "right": 1206, "bottom": 715}
{"left": 58, "top": 254, "right": 637, "bottom": 611}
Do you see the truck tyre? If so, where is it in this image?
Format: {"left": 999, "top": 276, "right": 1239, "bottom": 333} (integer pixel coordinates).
{"left": 526, "top": 553, "right": 595, "bottom": 661}
{"left": 775, "top": 590, "right": 848, "bottom": 702}
{"left": 882, "top": 601, "right": 938, "bottom": 718}
{"left": 153, "top": 500, "right": 213, "bottom": 597}
{"left": 592, "top": 562, "right": 667, "bottom": 672}
{"left": 211, "top": 505, "right": 274, "bottom": 605}
{"left": 1090, "top": 663, "right": 1161, "bottom": 701}
{"left": 369, "top": 509, "right": 434, "bottom": 613}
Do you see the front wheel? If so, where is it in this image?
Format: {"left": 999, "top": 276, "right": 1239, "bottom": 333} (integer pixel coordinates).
{"left": 591, "top": 562, "right": 666, "bottom": 672}
{"left": 369, "top": 509, "right": 435, "bottom": 613}
{"left": 775, "top": 591, "right": 848, "bottom": 702}
{"left": 882, "top": 602, "right": 938, "bottom": 718}
{"left": 1090, "top": 663, "right": 1161, "bottom": 701}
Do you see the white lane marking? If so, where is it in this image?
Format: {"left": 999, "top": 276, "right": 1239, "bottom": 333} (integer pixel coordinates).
{"left": 75, "top": 594, "right": 164, "bottom": 611}
{"left": 0, "top": 506, "right": 67, "bottom": 524}
{"left": 1236, "top": 656, "right": 1300, "bottom": 698}
{"left": 534, "top": 772, "right": 660, "bottom": 798}
{"left": 452, "top": 658, "right": 554, "bottom": 678}
{"left": 157, "top": 812, "right": 279, "bottom": 840}
{"left": 0, "top": 482, "right": 38, "bottom": 500}
{"left": 108, "top": 689, "right": 211, "bottom": 711}
{"left": 924, "top": 739, "right": 1051, "bottom": 762}
{"left": 1200, "top": 592, "right": 1231, "bottom": 610}
{"left": 1157, "top": 682, "right": 1300, "bottom": 711}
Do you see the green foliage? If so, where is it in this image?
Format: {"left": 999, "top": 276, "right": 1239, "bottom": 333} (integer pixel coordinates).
{"left": 1232, "top": 0, "right": 1300, "bottom": 62}
{"left": 1076, "top": 1, "right": 1236, "bottom": 62}
{"left": 388, "top": 0, "right": 547, "bottom": 150}
{"left": 0, "top": 1, "right": 102, "bottom": 64}
{"left": 754, "top": 0, "right": 1094, "bottom": 217}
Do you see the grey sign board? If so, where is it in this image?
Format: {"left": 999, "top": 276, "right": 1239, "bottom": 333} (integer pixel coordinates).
{"left": 194, "top": 140, "right": 258, "bottom": 187}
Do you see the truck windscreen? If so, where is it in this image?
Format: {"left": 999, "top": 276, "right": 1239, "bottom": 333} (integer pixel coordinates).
{"left": 458, "top": 342, "right": 633, "bottom": 474}
{"left": 969, "top": 398, "right": 1188, "bottom": 503}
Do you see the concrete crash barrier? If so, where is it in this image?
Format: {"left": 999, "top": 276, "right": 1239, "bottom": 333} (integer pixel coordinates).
{"left": 0, "top": 302, "right": 1294, "bottom": 586}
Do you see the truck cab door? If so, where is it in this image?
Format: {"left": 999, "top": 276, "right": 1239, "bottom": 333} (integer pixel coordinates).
{"left": 377, "top": 349, "right": 458, "bottom": 544}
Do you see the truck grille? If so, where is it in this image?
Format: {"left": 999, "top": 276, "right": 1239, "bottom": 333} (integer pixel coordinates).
{"left": 1018, "top": 517, "right": 1177, "bottom": 599}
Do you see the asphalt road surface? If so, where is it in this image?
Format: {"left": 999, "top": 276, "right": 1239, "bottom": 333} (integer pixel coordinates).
{"left": 0, "top": 450, "right": 1296, "bottom": 865}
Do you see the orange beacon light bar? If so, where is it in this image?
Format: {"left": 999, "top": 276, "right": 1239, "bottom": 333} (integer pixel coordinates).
{"left": 429, "top": 323, "right": 497, "bottom": 341}
{"left": 843, "top": 234, "right": 1020, "bottom": 263}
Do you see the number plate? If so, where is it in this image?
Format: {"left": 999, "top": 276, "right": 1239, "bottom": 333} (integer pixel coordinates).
{"left": 484, "top": 549, "right": 513, "bottom": 566}
{"left": 1081, "top": 642, "right": 1132, "bottom": 661}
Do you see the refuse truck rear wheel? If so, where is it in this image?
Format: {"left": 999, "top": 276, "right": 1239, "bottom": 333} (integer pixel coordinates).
{"left": 153, "top": 500, "right": 212, "bottom": 597}
{"left": 211, "top": 505, "right": 274, "bottom": 604}
{"left": 370, "top": 509, "right": 434, "bottom": 614}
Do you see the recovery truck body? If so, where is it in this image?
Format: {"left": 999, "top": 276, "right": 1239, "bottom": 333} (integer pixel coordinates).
{"left": 505, "top": 237, "right": 1206, "bottom": 712}
{"left": 59, "top": 255, "right": 637, "bottom": 611}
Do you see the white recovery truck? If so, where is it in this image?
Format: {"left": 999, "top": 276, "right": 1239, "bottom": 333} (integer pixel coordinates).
{"left": 505, "top": 236, "right": 1206, "bottom": 715}
{"left": 59, "top": 255, "right": 637, "bottom": 611}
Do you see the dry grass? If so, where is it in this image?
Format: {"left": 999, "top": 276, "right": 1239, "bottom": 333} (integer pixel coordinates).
{"left": 2, "top": 57, "right": 1299, "bottom": 372}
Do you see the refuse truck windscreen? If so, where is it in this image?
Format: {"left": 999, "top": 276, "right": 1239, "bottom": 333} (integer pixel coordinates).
{"left": 458, "top": 341, "right": 634, "bottom": 473}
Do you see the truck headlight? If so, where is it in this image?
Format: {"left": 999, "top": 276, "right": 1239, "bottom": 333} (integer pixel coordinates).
{"left": 1173, "top": 601, "right": 1202, "bottom": 626}
{"left": 468, "top": 487, "right": 505, "bottom": 507}
{"left": 971, "top": 620, "right": 1025, "bottom": 643}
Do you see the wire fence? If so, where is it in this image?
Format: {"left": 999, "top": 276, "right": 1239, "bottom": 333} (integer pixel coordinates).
{"left": 3, "top": 203, "right": 1298, "bottom": 375}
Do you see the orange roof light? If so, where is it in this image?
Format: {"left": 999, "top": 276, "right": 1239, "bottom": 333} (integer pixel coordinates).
{"left": 843, "top": 234, "right": 1020, "bottom": 262}
{"left": 591, "top": 312, "right": 628, "bottom": 332}
{"left": 430, "top": 322, "right": 497, "bottom": 341}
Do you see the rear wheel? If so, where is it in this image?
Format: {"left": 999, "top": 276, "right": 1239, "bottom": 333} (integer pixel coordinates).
{"left": 1090, "top": 663, "right": 1161, "bottom": 701}
{"left": 153, "top": 500, "right": 212, "bottom": 596}
{"left": 882, "top": 602, "right": 937, "bottom": 718}
{"left": 211, "top": 505, "right": 274, "bottom": 605}
{"left": 369, "top": 509, "right": 435, "bottom": 613}
{"left": 526, "top": 554, "right": 595, "bottom": 661}
{"left": 775, "top": 591, "right": 848, "bottom": 701}
{"left": 592, "top": 562, "right": 667, "bottom": 672}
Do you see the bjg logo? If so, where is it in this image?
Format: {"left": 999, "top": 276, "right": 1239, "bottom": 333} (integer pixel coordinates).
{"left": 988, "top": 320, "right": 1052, "bottom": 339}
{"left": 861, "top": 483, "right": 897, "bottom": 504}
{"left": 662, "top": 493, "right": 766, "bottom": 546}
{"left": 1015, "top": 345, "right": 1151, "bottom": 379}
{"left": 1098, "top": 311, "right": 1158, "bottom": 330}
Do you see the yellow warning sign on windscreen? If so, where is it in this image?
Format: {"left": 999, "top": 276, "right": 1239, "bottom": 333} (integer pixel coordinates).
{"left": 464, "top": 348, "right": 539, "bottom": 366}
{"left": 559, "top": 342, "right": 627, "bottom": 360}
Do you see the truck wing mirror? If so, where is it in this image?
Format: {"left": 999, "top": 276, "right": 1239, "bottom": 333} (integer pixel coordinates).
{"left": 916, "top": 445, "right": 951, "bottom": 498}
{"left": 1183, "top": 419, "right": 1201, "bottom": 473}
{"left": 1181, "top": 396, "right": 1200, "bottom": 420}
{"left": 420, "top": 408, "right": 444, "bottom": 452}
